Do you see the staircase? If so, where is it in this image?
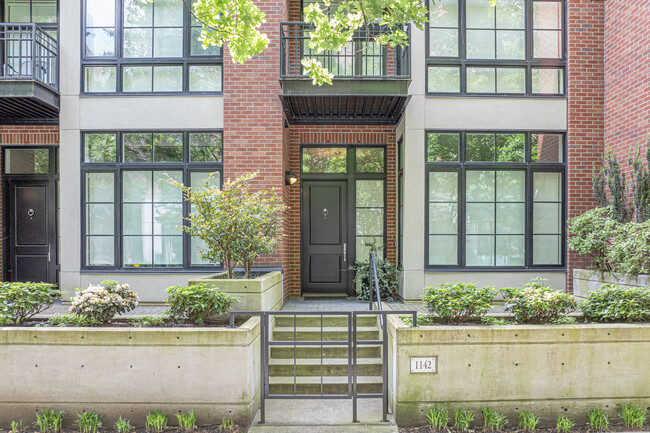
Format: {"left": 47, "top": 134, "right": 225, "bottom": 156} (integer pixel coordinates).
{"left": 268, "top": 314, "right": 383, "bottom": 396}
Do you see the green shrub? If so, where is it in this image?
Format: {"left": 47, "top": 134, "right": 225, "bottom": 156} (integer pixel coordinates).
{"left": 422, "top": 283, "right": 497, "bottom": 325}
{"left": 556, "top": 416, "right": 575, "bottom": 433}
{"left": 219, "top": 419, "right": 234, "bottom": 431}
{"left": 400, "top": 314, "right": 435, "bottom": 326}
{"left": 502, "top": 280, "right": 577, "bottom": 324}
{"left": 70, "top": 280, "right": 139, "bottom": 324}
{"left": 518, "top": 412, "right": 539, "bottom": 432}
{"left": 426, "top": 406, "right": 449, "bottom": 429}
{"left": 617, "top": 403, "right": 647, "bottom": 429}
{"left": 176, "top": 410, "right": 196, "bottom": 432}
{"left": 582, "top": 285, "right": 650, "bottom": 323}
{"left": 553, "top": 316, "right": 578, "bottom": 325}
{"left": 48, "top": 314, "right": 98, "bottom": 327}
{"left": 128, "top": 315, "right": 166, "bottom": 327}
{"left": 35, "top": 410, "right": 63, "bottom": 433}
{"left": 10, "top": 420, "right": 23, "bottom": 433}
{"left": 114, "top": 417, "right": 131, "bottom": 433}
{"left": 454, "top": 409, "right": 474, "bottom": 432}
{"left": 607, "top": 221, "right": 650, "bottom": 276}
{"left": 481, "top": 407, "right": 507, "bottom": 431}
{"left": 629, "top": 140, "right": 650, "bottom": 223}
{"left": 567, "top": 207, "right": 618, "bottom": 272}
{"left": 350, "top": 242, "right": 400, "bottom": 302}
{"left": 480, "top": 316, "right": 510, "bottom": 326}
{"left": 165, "top": 284, "right": 237, "bottom": 325}
{"left": 0, "top": 282, "right": 59, "bottom": 325}
{"left": 77, "top": 412, "right": 102, "bottom": 433}
{"left": 145, "top": 410, "right": 167, "bottom": 433}
{"left": 587, "top": 408, "right": 610, "bottom": 431}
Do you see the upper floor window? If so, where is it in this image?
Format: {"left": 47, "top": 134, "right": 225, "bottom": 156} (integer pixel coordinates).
{"left": 426, "top": 0, "right": 565, "bottom": 96}
{"left": 3, "top": 0, "right": 57, "bottom": 38}
{"left": 82, "top": 0, "right": 222, "bottom": 94}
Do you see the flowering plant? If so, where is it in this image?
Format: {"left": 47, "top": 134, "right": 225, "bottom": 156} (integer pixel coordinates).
{"left": 69, "top": 280, "right": 139, "bottom": 324}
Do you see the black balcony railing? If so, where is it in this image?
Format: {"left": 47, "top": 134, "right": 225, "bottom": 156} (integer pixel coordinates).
{"left": 280, "top": 22, "right": 410, "bottom": 80}
{"left": 0, "top": 23, "right": 58, "bottom": 92}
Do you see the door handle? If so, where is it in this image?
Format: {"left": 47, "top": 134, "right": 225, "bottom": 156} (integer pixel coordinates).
{"left": 343, "top": 243, "right": 347, "bottom": 262}
{"left": 48, "top": 244, "right": 51, "bottom": 262}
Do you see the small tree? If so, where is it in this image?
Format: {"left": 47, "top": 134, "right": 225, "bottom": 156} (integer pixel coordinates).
{"left": 605, "top": 151, "right": 629, "bottom": 222}
{"left": 171, "top": 172, "right": 285, "bottom": 279}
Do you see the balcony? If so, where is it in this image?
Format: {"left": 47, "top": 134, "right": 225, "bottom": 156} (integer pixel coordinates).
{"left": 0, "top": 23, "right": 59, "bottom": 124}
{"left": 280, "top": 22, "right": 411, "bottom": 125}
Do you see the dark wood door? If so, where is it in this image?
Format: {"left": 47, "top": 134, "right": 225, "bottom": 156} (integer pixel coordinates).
{"left": 301, "top": 181, "right": 349, "bottom": 294}
{"left": 4, "top": 179, "right": 57, "bottom": 284}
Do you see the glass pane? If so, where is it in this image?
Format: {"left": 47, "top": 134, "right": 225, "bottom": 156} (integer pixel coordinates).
{"left": 428, "top": 235, "right": 457, "bottom": 265}
{"left": 153, "top": 28, "right": 183, "bottom": 57}
{"left": 466, "top": 170, "right": 495, "bottom": 201}
{"left": 190, "top": 133, "right": 222, "bottom": 162}
{"left": 189, "top": 65, "right": 222, "bottom": 91}
{"left": 191, "top": 237, "right": 213, "bottom": 265}
{"left": 534, "top": 1, "right": 562, "bottom": 29}
{"left": 533, "top": 235, "right": 561, "bottom": 265}
{"left": 84, "top": 66, "right": 116, "bottom": 92}
{"left": 87, "top": 0, "right": 115, "bottom": 26}
{"left": 123, "top": 133, "right": 153, "bottom": 162}
{"left": 496, "top": 203, "right": 524, "bottom": 234}
{"left": 427, "top": 133, "right": 459, "bottom": 162}
{"left": 84, "top": 134, "right": 116, "bottom": 163}
{"left": 153, "top": 133, "right": 183, "bottom": 162}
{"left": 356, "top": 209, "right": 383, "bottom": 236}
{"left": 534, "top": 203, "right": 561, "bottom": 233}
{"left": 5, "top": 0, "right": 30, "bottom": 22}
{"left": 496, "top": 235, "right": 524, "bottom": 266}
{"left": 429, "top": 203, "right": 458, "bottom": 234}
{"left": 496, "top": 0, "right": 524, "bottom": 28}
{"left": 496, "top": 30, "right": 525, "bottom": 59}
{"left": 467, "top": 30, "right": 495, "bottom": 59}
{"left": 123, "top": 66, "right": 152, "bottom": 92}
{"left": 32, "top": 0, "right": 56, "bottom": 21}
{"left": 429, "top": 28, "right": 458, "bottom": 57}
{"left": 191, "top": 171, "right": 221, "bottom": 191}
{"left": 466, "top": 235, "right": 494, "bottom": 266}
{"left": 154, "top": 236, "right": 183, "bottom": 267}
{"left": 496, "top": 68, "right": 525, "bottom": 94}
{"left": 87, "top": 204, "right": 114, "bottom": 235}
{"left": 466, "top": 203, "right": 494, "bottom": 234}
{"left": 534, "top": 172, "right": 561, "bottom": 201}
{"left": 356, "top": 180, "right": 383, "bottom": 207}
{"left": 496, "top": 134, "right": 525, "bottom": 162}
{"left": 191, "top": 27, "right": 221, "bottom": 55}
{"left": 429, "top": 0, "right": 458, "bottom": 27}
{"left": 4, "top": 149, "right": 49, "bottom": 174}
{"left": 154, "top": 171, "right": 182, "bottom": 202}
{"left": 531, "top": 134, "right": 563, "bottom": 162}
{"left": 356, "top": 236, "right": 384, "bottom": 262}
{"left": 87, "top": 236, "right": 114, "bottom": 266}
{"left": 534, "top": 30, "right": 562, "bottom": 58}
{"left": 356, "top": 148, "right": 384, "bottom": 173}
{"left": 85, "top": 28, "right": 115, "bottom": 57}
{"left": 429, "top": 172, "right": 458, "bottom": 202}
{"left": 154, "top": 0, "right": 183, "bottom": 26}
{"left": 123, "top": 28, "right": 153, "bottom": 57}
{"left": 427, "top": 66, "right": 460, "bottom": 93}
{"left": 123, "top": 171, "right": 152, "bottom": 202}
{"left": 154, "top": 203, "right": 182, "bottom": 234}
{"left": 467, "top": 67, "right": 496, "bottom": 93}
{"left": 123, "top": 203, "right": 152, "bottom": 235}
{"left": 153, "top": 66, "right": 182, "bottom": 92}
{"left": 466, "top": 0, "right": 495, "bottom": 27}
{"left": 496, "top": 170, "right": 525, "bottom": 201}
{"left": 466, "top": 134, "right": 495, "bottom": 161}
{"left": 86, "top": 172, "right": 114, "bottom": 201}
{"left": 123, "top": 236, "right": 153, "bottom": 267}
{"left": 302, "top": 147, "right": 347, "bottom": 173}
{"left": 532, "top": 68, "right": 564, "bottom": 94}
{"left": 123, "top": 0, "right": 152, "bottom": 26}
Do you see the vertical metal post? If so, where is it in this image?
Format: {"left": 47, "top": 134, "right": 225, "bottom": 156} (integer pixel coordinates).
{"left": 368, "top": 252, "right": 374, "bottom": 310}
{"left": 347, "top": 312, "right": 352, "bottom": 397}
{"left": 382, "top": 312, "right": 389, "bottom": 422}
{"left": 352, "top": 312, "right": 358, "bottom": 423}
{"left": 260, "top": 312, "right": 266, "bottom": 424}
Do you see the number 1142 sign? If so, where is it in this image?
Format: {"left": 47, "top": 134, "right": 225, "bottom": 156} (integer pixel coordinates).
{"left": 410, "top": 357, "right": 437, "bottom": 373}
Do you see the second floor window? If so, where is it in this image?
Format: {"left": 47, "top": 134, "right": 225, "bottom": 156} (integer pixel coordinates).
{"left": 82, "top": 0, "right": 222, "bottom": 94}
{"left": 426, "top": 0, "right": 565, "bottom": 96}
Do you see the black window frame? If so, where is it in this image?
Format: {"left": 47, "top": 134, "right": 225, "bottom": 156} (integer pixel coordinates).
{"left": 424, "top": 130, "right": 567, "bottom": 271}
{"left": 80, "top": 0, "right": 224, "bottom": 96}
{"left": 80, "top": 129, "right": 224, "bottom": 272}
{"left": 425, "top": 0, "right": 567, "bottom": 97}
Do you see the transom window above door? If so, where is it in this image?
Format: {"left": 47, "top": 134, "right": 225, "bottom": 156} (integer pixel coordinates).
{"left": 301, "top": 146, "right": 385, "bottom": 174}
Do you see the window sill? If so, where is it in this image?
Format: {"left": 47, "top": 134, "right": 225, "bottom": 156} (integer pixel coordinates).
{"left": 424, "top": 267, "right": 567, "bottom": 273}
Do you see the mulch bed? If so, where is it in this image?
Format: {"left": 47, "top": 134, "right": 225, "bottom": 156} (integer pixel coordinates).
{"left": 399, "top": 426, "right": 647, "bottom": 433}
{"left": 0, "top": 427, "right": 246, "bottom": 433}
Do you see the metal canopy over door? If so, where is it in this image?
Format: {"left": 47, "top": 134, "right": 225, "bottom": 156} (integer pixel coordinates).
{"left": 301, "top": 181, "right": 348, "bottom": 294}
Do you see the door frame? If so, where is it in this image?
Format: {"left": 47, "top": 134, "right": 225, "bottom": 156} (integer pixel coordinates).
{"left": 1, "top": 145, "right": 59, "bottom": 285}
{"left": 299, "top": 143, "right": 388, "bottom": 297}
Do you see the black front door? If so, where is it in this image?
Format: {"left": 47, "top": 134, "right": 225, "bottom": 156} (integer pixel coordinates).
{"left": 4, "top": 179, "right": 57, "bottom": 284}
{"left": 301, "top": 181, "right": 349, "bottom": 294}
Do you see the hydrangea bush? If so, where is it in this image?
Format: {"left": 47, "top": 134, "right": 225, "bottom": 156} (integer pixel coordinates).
{"left": 69, "top": 280, "right": 139, "bottom": 324}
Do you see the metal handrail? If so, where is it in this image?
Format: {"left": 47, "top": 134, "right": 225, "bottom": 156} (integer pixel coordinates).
{"left": 368, "top": 252, "right": 384, "bottom": 329}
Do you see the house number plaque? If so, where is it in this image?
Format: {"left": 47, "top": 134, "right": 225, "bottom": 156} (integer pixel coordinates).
{"left": 410, "top": 357, "right": 437, "bottom": 373}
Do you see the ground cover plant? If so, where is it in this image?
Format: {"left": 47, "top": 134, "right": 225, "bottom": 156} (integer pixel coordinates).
{"left": 556, "top": 415, "right": 575, "bottom": 433}
{"left": 218, "top": 420, "right": 234, "bottom": 432}
{"left": 426, "top": 406, "right": 449, "bottom": 429}
{"left": 582, "top": 285, "right": 650, "bottom": 323}
{"left": 47, "top": 314, "right": 98, "bottom": 327}
{"left": 165, "top": 284, "right": 237, "bottom": 325}
{"left": 454, "top": 409, "right": 474, "bottom": 432}
{"left": 35, "top": 410, "right": 63, "bottom": 433}
{"left": 145, "top": 410, "right": 167, "bottom": 433}
{"left": 114, "top": 417, "right": 131, "bottom": 433}
{"left": 481, "top": 408, "right": 507, "bottom": 431}
{"left": 69, "top": 280, "right": 139, "bottom": 324}
{"left": 176, "top": 411, "right": 196, "bottom": 432}
{"left": 587, "top": 408, "right": 610, "bottom": 431}
{"left": 0, "top": 282, "right": 59, "bottom": 325}
{"left": 128, "top": 315, "right": 167, "bottom": 327}
{"left": 518, "top": 412, "right": 539, "bottom": 432}
{"left": 617, "top": 403, "right": 646, "bottom": 429}
{"left": 502, "top": 280, "right": 578, "bottom": 324}
{"left": 423, "top": 283, "right": 497, "bottom": 325}
{"left": 76, "top": 412, "right": 102, "bottom": 433}
{"left": 9, "top": 421, "right": 22, "bottom": 433}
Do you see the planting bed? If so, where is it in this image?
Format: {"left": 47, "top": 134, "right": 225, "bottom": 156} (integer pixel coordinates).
{"left": 0, "top": 427, "right": 246, "bottom": 433}
{"left": 399, "top": 426, "right": 649, "bottom": 433}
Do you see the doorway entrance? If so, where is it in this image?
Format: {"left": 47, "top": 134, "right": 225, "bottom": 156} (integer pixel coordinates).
{"left": 2, "top": 147, "right": 58, "bottom": 285}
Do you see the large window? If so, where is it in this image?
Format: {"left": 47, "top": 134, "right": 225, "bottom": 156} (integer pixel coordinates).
{"left": 426, "top": 0, "right": 565, "bottom": 95}
{"left": 81, "top": 130, "right": 223, "bottom": 270}
{"left": 82, "top": 0, "right": 222, "bottom": 94}
{"left": 426, "top": 131, "right": 565, "bottom": 269}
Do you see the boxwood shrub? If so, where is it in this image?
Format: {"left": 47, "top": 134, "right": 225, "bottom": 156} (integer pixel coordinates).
{"left": 582, "top": 284, "right": 650, "bottom": 323}
{"left": 422, "top": 283, "right": 497, "bottom": 325}
{"left": 165, "top": 284, "right": 237, "bottom": 325}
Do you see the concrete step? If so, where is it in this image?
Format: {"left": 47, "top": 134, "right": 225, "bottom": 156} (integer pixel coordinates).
{"left": 274, "top": 315, "right": 378, "bottom": 328}
{"left": 268, "top": 375, "right": 382, "bottom": 395}
{"left": 270, "top": 345, "right": 382, "bottom": 359}
{"left": 272, "top": 326, "right": 380, "bottom": 342}
{"left": 248, "top": 425, "right": 398, "bottom": 433}
{"left": 269, "top": 358, "right": 382, "bottom": 376}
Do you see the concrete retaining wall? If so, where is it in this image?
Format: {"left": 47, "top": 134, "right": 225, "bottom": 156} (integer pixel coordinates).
{"left": 0, "top": 317, "right": 261, "bottom": 427}
{"left": 573, "top": 269, "right": 650, "bottom": 298}
{"left": 387, "top": 315, "right": 650, "bottom": 427}
{"left": 189, "top": 271, "right": 283, "bottom": 311}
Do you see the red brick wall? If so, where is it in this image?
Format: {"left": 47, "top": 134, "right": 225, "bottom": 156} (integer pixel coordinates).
{"left": 566, "top": 0, "right": 606, "bottom": 292}
{"left": 284, "top": 125, "right": 397, "bottom": 298}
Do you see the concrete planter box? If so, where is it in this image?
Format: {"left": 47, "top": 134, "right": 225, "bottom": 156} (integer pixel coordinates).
{"left": 189, "top": 271, "right": 283, "bottom": 311}
{"left": 387, "top": 315, "right": 650, "bottom": 427}
{"left": 573, "top": 268, "right": 650, "bottom": 298}
{"left": 0, "top": 318, "right": 261, "bottom": 427}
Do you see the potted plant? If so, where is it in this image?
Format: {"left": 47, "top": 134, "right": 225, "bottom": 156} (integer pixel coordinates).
{"left": 170, "top": 172, "right": 286, "bottom": 311}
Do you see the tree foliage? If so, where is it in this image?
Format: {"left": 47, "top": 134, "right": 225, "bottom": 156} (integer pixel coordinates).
{"left": 629, "top": 138, "right": 650, "bottom": 222}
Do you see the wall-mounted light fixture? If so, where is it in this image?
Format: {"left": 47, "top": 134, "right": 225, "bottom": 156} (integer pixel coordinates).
{"left": 285, "top": 171, "right": 298, "bottom": 186}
